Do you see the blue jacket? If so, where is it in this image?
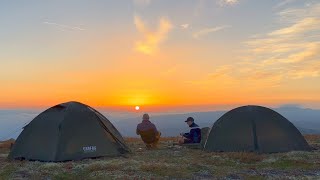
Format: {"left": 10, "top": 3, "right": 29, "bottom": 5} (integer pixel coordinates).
{"left": 183, "top": 123, "right": 201, "bottom": 143}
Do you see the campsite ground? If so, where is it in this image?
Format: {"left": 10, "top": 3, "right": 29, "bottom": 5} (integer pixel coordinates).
{"left": 0, "top": 136, "right": 320, "bottom": 180}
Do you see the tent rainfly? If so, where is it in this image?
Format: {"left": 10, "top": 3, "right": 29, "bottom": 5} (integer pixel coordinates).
{"left": 204, "top": 105, "right": 311, "bottom": 153}
{"left": 8, "top": 101, "right": 130, "bottom": 162}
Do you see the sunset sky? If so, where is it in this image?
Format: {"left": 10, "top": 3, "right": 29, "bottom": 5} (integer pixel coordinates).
{"left": 1, "top": 0, "right": 320, "bottom": 111}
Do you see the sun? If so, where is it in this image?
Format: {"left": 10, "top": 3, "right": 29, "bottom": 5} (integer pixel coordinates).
{"left": 135, "top": 106, "right": 140, "bottom": 111}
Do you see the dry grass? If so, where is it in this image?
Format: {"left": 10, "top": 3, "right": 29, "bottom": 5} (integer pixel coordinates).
{"left": 305, "top": 135, "right": 320, "bottom": 150}
{"left": 305, "top": 135, "right": 320, "bottom": 144}
{"left": 85, "top": 160, "right": 123, "bottom": 172}
{"left": 222, "top": 152, "right": 265, "bottom": 164}
{"left": 305, "top": 134, "right": 320, "bottom": 141}
{"left": 0, "top": 135, "right": 319, "bottom": 179}
{"left": 124, "top": 137, "right": 178, "bottom": 142}
{"left": 0, "top": 139, "right": 14, "bottom": 155}
{"left": 0, "top": 139, "right": 14, "bottom": 149}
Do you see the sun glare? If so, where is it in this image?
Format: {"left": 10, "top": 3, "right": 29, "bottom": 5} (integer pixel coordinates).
{"left": 135, "top": 106, "right": 140, "bottom": 111}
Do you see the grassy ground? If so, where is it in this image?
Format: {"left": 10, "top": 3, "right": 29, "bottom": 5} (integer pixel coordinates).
{"left": 0, "top": 136, "right": 319, "bottom": 180}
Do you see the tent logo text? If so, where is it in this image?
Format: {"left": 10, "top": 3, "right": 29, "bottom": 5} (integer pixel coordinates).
{"left": 83, "top": 146, "right": 97, "bottom": 153}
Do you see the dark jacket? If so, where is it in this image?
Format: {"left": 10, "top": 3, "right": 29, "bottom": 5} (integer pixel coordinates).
{"left": 136, "top": 120, "right": 159, "bottom": 135}
{"left": 136, "top": 120, "right": 159, "bottom": 144}
{"left": 183, "top": 122, "right": 201, "bottom": 143}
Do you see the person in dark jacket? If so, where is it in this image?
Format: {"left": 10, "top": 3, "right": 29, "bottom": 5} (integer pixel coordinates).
{"left": 178, "top": 117, "right": 201, "bottom": 144}
{"left": 136, "top": 113, "right": 161, "bottom": 149}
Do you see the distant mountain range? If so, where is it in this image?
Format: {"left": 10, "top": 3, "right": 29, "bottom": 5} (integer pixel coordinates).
{"left": 0, "top": 106, "right": 319, "bottom": 140}
{"left": 275, "top": 106, "right": 320, "bottom": 135}
{"left": 110, "top": 106, "right": 320, "bottom": 137}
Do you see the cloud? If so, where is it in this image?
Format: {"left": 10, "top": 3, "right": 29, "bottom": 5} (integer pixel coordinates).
{"left": 186, "top": 66, "right": 284, "bottom": 92}
{"left": 193, "top": 25, "right": 230, "bottom": 39}
{"left": 219, "top": 0, "right": 239, "bottom": 6}
{"left": 288, "top": 60, "right": 320, "bottom": 79}
{"left": 43, "top": 21, "right": 85, "bottom": 31}
{"left": 268, "top": 17, "right": 320, "bottom": 37}
{"left": 273, "top": 0, "right": 296, "bottom": 9}
{"left": 244, "top": 3, "right": 320, "bottom": 79}
{"left": 134, "top": 15, "right": 173, "bottom": 55}
{"left": 181, "top": 24, "right": 190, "bottom": 29}
{"left": 283, "top": 43, "right": 320, "bottom": 63}
{"left": 189, "top": 3, "right": 320, "bottom": 91}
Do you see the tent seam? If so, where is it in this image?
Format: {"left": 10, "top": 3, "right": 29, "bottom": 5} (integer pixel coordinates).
{"left": 53, "top": 103, "right": 69, "bottom": 161}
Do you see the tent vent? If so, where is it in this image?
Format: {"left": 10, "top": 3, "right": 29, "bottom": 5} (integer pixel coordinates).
{"left": 52, "top": 105, "right": 66, "bottom": 110}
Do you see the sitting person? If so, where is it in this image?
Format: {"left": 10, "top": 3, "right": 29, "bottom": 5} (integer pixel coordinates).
{"left": 136, "top": 113, "right": 161, "bottom": 149}
{"left": 178, "top": 117, "right": 201, "bottom": 144}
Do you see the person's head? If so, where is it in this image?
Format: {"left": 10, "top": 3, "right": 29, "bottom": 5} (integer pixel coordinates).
{"left": 142, "top": 113, "right": 150, "bottom": 121}
{"left": 185, "top": 117, "right": 194, "bottom": 126}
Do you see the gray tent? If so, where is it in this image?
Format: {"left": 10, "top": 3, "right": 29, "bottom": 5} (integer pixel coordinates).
{"left": 204, "top": 105, "right": 311, "bottom": 153}
{"left": 8, "top": 101, "right": 130, "bottom": 162}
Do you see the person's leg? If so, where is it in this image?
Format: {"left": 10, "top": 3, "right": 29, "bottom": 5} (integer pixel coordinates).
{"left": 183, "top": 138, "right": 193, "bottom": 144}
{"left": 151, "top": 132, "right": 161, "bottom": 148}
{"left": 178, "top": 136, "right": 193, "bottom": 145}
{"left": 145, "top": 143, "right": 152, "bottom": 149}
{"left": 178, "top": 136, "right": 185, "bottom": 145}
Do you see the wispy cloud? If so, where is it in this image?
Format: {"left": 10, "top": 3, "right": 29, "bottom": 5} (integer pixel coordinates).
{"left": 134, "top": 15, "right": 173, "bottom": 55}
{"left": 181, "top": 24, "right": 190, "bottom": 30}
{"left": 288, "top": 60, "right": 320, "bottom": 79}
{"left": 189, "top": 3, "right": 320, "bottom": 91}
{"left": 194, "top": 0, "right": 239, "bottom": 17}
{"left": 245, "top": 2, "right": 320, "bottom": 79}
{"left": 268, "top": 17, "right": 320, "bottom": 37}
{"left": 43, "top": 21, "right": 85, "bottom": 31}
{"left": 193, "top": 25, "right": 231, "bottom": 39}
{"left": 219, "top": 0, "right": 239, "bottom": 6}
{"left": 273, "top": 0, "right": 296, "bottom": 9}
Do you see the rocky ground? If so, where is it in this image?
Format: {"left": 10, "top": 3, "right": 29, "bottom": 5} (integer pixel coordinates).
{"left": 0, "top": 136, "right": 319, "bottom": 180}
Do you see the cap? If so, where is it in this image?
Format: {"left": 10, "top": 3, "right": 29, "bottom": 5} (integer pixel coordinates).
{"left": 185, "top": 117, "right": 194, "bottom": 122}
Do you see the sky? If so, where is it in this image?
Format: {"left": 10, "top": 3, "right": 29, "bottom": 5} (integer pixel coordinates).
{"left": 1, "top": 0, "right": 320, "bottom": 111}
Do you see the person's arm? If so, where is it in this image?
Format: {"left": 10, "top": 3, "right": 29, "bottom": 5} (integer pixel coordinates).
{"left": 152, "top": 124, "right": 159, "bottom": 135}
{"left": 183, "top": 131, "right": 191, "bottom": 139}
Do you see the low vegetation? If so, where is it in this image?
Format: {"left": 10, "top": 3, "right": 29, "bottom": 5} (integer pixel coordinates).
{"left": 0, "top": 136, "right": 319, "bottom": 179}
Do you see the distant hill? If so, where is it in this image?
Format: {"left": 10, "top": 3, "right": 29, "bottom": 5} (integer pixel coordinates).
{"left": 111, "top": 107, "right": 320, "bottom": 137}
{"left": 0, "top": 106, "right": 319, "bottom": 140}
{"left": 110, "top": 111, "right": 224, "bottom": 137}
{"left": 276, "top": 106, "right": 320, "bottom": 134}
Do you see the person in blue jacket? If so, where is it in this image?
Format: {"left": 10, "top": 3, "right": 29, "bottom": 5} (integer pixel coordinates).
{"left": 178, "top": 117, "right": 201, "bottom": 144}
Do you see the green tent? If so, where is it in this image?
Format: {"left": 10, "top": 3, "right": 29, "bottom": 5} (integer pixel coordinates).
{"left": 8, "top": 101, "right": 130, "bottom": 162}
{"left": 204, "top": 105, "right": 311, "bottom": 153}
